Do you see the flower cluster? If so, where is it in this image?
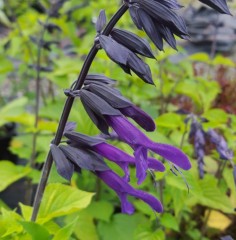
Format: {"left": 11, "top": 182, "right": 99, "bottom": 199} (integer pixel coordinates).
{"left": 189, "top": 117, "right": 233, "bottom": 178}
{"left": 50, "top": 0, "right": 231, "bottom": 214}
{"left": 51, "top": 74, "right": 191, "bottom": 214}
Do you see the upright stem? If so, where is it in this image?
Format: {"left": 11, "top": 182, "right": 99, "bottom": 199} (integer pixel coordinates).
{"left": 31, "top": 4, "right": 128, "bottom": 221}
{"left": 25, "top": 17, "right": 50, "bottom": 205}
{"left": 30, "top": 16, "right": 50, "bottom": 168}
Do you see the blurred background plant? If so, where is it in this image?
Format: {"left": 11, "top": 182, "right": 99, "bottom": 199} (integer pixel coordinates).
{"left": 0, "top": 0, "right": 235, "bottom": 239}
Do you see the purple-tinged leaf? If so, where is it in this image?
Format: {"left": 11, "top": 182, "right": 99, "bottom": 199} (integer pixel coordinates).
{"left": 50, "top": 144, "right": 74, "bottom": 181}
{"left": 80, "top": 89, "right": 121, "bottom": 117}
{"left": 65, "top": 131, "right": 105, "bottom": 147}
{"left": 153, "top": 0, "right": 182, "bottom": 9}
{"left": 82, "top": 99, "right": 109, "bottom": 135}
{"left": 99, "top": 35, "right": 129, "bottom": 65}
{"left": 129, "top": 6, "right": 142, "bottom": 30}
{"left": 84, "top": 74, "right": 116, "bottom": 86}
{"left": 159, "top": 25, "right": 177, "bottom": 50}
{"left": 127, "top": 52, "right": 154, "bottom": 84}
{"left": 118, "top": 63, "right": 132, "bottom": 75}
{"left": 86, "top": 83, "right": 131, "bottom": 108}
{"left": 138, "top": 0, "right": 188, "bottom": 35}
{"left": 137, "top": 9, "right": 163, "bottom": 51}
{"left": 111, "top": 28, "right": 155, "bottom": 58}
{"left": 64, "top": 122, "right": 77, "bottom": 133}
{"left": 199, "top": 0, "right": 231, "bottom": 15}
{"left": 59, "top": 145, "right": 109, "bottom": 171}
{"left": 96, "top": 9, "right": 106, "bottom": 33}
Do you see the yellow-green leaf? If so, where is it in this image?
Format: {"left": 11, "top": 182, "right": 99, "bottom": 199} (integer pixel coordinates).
{"left": 37, "top": 183, "right": 94, "bottom": 223}
{"left": 0, "top": 161, "right": 31, "bottom": 192}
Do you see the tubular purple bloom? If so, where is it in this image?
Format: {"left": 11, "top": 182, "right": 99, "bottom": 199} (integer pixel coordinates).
{"left": 96, "top": 170, "right": 163, "bottom": 214}
{"left": 65, "top": 131, "right": 165, "bottom": 183}
{"left": 93, "top": 142, "right": 165, "bottom": 183}
{"left": 120, "top": 105, "right": 155, "bottom": 132}
{"left": 105, "top": 115, "right": 191, "bottom": 176}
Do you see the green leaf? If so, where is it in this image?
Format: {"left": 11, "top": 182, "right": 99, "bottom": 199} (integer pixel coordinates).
{"left": 53, "top": 217, "right": 78, "bottom": 240}
{"left": 212, "top": 55, "right": 235, "bottom": 67}
{"left": 175, "top": 80, "right": 201, "bottom": 107}
{"left": 0, "top": 9, "right": 11, "bottom": 27}
{"left": 0, "top": 208, "right": 23, "bottom": 238}
{"left": 223, "top": 168, "right": 236, "bottom": 207}
{"left": 134, "top": 229, "right": 165, "bottom": 240}
{"left": 155, "top": 113, "right": 183, "bottom": 129}
{"left": 0, "top": 161, "right": 31, "bottom": 192}
{"left": 160, "top": 213, "right": 179, "bottom": 232}
{"left": 85, "top": 201, "right": 114, "bottom": 222}
{"left": 37, "top": 183, "right": 94, "bottom": 223}
{"left": 70, "top": 212, "right": 99, "bottom": 240}
{"left": 202, "top": 109, "right": 228, "bottom": 129}
{"left": 166, "top": 168, "right": 234, "bottom": 213}
{"left": 19, "top": 203, "right": 33, "bottom": 221}
{"left": 189, "top": 53, "right": 210, "bottom": 63}
{"left": 0, "top": 97, "right": 28, "bottom": 127}
{"left": 20, "top": 221, "right": 51, "bottom": 240}
{"left": 97, "top": 213, "right": 147, "bottom": 240}
{"left": 133, "top": 200, "right": 157, "bottom": 220}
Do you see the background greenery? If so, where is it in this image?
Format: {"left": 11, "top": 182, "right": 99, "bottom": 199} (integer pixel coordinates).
{"left": 0, "top": 0, "right": 235, "bottom": 239}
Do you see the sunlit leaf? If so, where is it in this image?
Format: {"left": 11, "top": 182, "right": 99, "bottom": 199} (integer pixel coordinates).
{"left": 155, "top": 113, "right": 183, "bottom": 129}
{"left": 160, "top": 213, "right": 179, "bottom": 232}
{"left": 85, "top": 201, "right": 114, "bottom": 222}
{"left": 97, "top": 213, "right": 147, "bottom": 240}
{"left": 53, "top": 217, "right": 78, "bottom": 240}
{"left": 0, "top": 161, "right": 31, "bottom": 192}
{"left": 20, "top": 221, "right": 51, "bottom": 240}
{"left": 37, "top": 183, "right": 94, "bottom": 223}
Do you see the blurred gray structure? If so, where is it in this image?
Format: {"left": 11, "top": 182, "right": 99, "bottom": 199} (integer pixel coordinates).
{"left": 170, "top": 6, "right": 236, "bottom": 63}
{"left": 182, "top": 6, "right": 236, "bottom": 55}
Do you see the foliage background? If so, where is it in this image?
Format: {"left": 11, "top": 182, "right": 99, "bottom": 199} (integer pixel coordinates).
{"left": 0, "top": 0, "right": 235, "bottom": 239}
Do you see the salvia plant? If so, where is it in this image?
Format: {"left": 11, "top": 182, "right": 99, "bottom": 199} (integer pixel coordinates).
{"left": 187, "top": 115, "right": 233, "bottom": 179}
{"left": 28, "top": 0, "right": 232, "bottom": 226}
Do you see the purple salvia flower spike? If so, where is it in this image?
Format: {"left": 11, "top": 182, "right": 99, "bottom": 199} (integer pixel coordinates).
{"left": 207, "top": 129, "right": 233, "bottom": 161}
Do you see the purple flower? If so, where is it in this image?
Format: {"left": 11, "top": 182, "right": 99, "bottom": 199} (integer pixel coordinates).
{"left": 65, "top": 131, "right": 165, "bottom": 183}
{"left": 105, "top": 115, "right": 191, "bottom": 182}
{"left": 95, "top": 169, "right": 163, "bottom": 214}
{"left": 207, "top": 129, "right": 233, "bottom": 161}
{"left": 194, "top": 128, "right": 206, "bottom": 179}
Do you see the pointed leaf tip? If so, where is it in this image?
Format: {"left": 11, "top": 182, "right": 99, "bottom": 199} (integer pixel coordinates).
{"left": 198, "top": 0, "right": 231, "bottom": 15}
{"left": 96, "top": 9, "right": 107, "bottom": 32}
{"left": 50, "top": 144, "right": 74, "bottom": 181}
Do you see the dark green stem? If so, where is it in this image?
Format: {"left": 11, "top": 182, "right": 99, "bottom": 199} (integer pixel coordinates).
{"left": 31, "top": 3, "right": 128, "bottom": 222}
